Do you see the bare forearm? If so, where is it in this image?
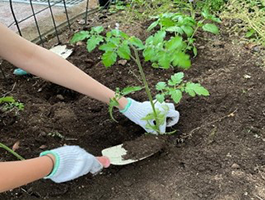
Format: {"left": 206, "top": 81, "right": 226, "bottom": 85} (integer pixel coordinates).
{"left": 23, "top": 47, "right": 127, "bottom": 107}
{"left": 0, "top": 156, "right": 53, "bottom": 193}
{"left": 0, "top": 23, "right": 127, "bottom": 109}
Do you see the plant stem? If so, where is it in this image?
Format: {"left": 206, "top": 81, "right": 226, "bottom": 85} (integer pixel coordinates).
{"left": 130, "top": 45, "right": 160, "bottom": 133}
{"left": 0, "top": 142, "right": 25, "bottom": 160}
{"left": 184, "top": 20, "right": 203, "bottom": 52}
{"left": 189, "top": 2, "right": 195, "bottom": 19}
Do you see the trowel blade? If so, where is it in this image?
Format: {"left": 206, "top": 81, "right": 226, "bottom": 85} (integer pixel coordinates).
{"left": 101, "top": 144, "right": 153, "bottom": 165}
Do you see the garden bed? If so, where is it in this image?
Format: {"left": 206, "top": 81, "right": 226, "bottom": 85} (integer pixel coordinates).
{"left": 1, "top": 8, "right": 265, "bottom": 200}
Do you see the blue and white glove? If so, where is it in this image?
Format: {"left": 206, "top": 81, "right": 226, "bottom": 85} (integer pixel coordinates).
{"left": 40, "top": 146, "right": 103, "bottom": 183}
{"left": 120, "top": 98, "right": 180, "bottom": 134}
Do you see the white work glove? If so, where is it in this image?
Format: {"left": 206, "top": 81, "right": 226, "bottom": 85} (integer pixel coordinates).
{"left": 40, "top": 146, "right": 103, "bottom": 183}
{"left": 120, "top": 98, "right": 180, "bottom": 134}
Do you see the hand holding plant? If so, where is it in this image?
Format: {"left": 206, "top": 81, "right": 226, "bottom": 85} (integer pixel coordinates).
{"left": 120, "top": 98, "right": 179, "bottom": 134}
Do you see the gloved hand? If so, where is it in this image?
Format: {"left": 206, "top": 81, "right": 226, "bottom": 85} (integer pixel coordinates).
{"left": 40, "top": 146, "right": 109, "bottom": 183}
{"left": 120, "top": 98, "right": 180, "bottom": 134}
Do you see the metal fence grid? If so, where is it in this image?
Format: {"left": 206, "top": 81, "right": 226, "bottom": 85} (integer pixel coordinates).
{"left": 6, "top": 0, "right": 100, "bottom": 46}
{"left": 2, "top": 0, "right": 84, "bottom": 7}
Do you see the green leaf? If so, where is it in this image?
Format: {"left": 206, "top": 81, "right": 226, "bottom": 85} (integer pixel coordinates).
{"left": 120, "top": 32, "right": 129, "bottom": 39}
{"left": 161, "top": 104, "right": 169, "bottom": 113}
{"left": 153, "top": 31, "right": 166, "bottom": 45}
{"left": 168, "top": 72, "right": 184, "bottom": 86}
{"left": 156, "top": 82, "right": 167, "bottom": 90}
{"left": 201, "top": 9, "right": 210, "bottom": 19}
{"left": 202, "top": 23, "right": 219, "bottom": 34}
{"left": 99, "top": 42, "right": 116, "bottom": 51}
{"left": 86, "top": 36, "right": 104, "bottom": 52}
{"left": 121, "top": 86, "right": 142, "bottom": 96}
{"left": 209, "top": 16, "right": 221, "bottom": 23}
{"left": 171, "top": 90, "right": 182, "bottom": 104}
{"left": 165, "top": 36, "right": 183, "bottom": 51}
{"left": 70, "top": 31, "right": 90, "bottom": 43}
{"left": 192, "top": 83, "right": 210, "bottom": 96}
{"left": 156, "top": 110, "right": 166, "bottom": 127}
{"left": 181, "top": 25, "right": 194, "bottom": 37}
{"left": 166, "top": 26, "right": 184, "bottom": 34}
{"left": 152, "top": 63, "right": 160, "bottom": 68}
{"left": 193, "top": 46, "right": 198, "bottom": 57}
{"left": 109, "top": 38, "right": 121, "bottom": 46}
{"left": 202, "top": 10, "right": 221, "bottom": 23}
{"left": 15, "top": 102, "right": 24, "bottom": 110}
{"left": 185, "top": 82, "right": 210, "bottom": 97}
{"left": 141, "top": 112, "right": 156, "bottom": 121}
{"left": 117, "top": 44, "right": 131, "bottom": 60}
{"left": 106, "top": 31, "right": 112, "bottom": 38}
{"left": 145, "top": 35, "right": 154, "bottom": 45}
{"left": 158, "top": 51, "right": 171, "bottom": 69}
{"left": 160, "top": 17, "right": 176, "bottom": 28}
{"left": 110, "top": 29, "right": 121, "bottom": 37}
{"left": 108, "top": 29, "right": 128, "bottom": 39}
{"left": 129, "top": 37, "right": 145, "bottom": 49}
{"left": 197, "top": 20, "right": 204, "bottom": 27}
{"left": 0, "top": 96, "right": 15, "bottom": 103}
{"left": 143, "top": 47, "right": 156, "bottom": 61}
{"left": 91, "top": 26, "right": 104, "bottom": 34}
{"left": 185, "top": 83, "right": 195, "bottom": 97}
{"left": 156, "top": 94, "right": 165, "bottom": 103}
{"left": 147, "top": 20, "right": 159, "bottom": 31}
{"left": 102, "top": 51, "right": 117, "bottom": 68}
{"left": 245, "top": 29, "right": 256, "bottom": 38}
{"left": 172, "top": 52, "right": 191, "bottom": 69}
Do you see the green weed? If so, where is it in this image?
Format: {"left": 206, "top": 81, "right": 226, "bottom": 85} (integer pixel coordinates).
{"left": 0, "top": 96, "right": 24, "bottom": 114}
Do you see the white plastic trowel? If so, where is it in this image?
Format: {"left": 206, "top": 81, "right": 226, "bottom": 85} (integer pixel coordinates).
{"left": 101, "top": 144, "right": 154, "bottom": 165}
{"left": 50, "top": 45, "right": 73, "bottom": 59}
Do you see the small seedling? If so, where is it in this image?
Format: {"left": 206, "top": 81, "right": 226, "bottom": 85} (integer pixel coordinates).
{"left": 71, "top": 27, "right": 209, "bottom": 134}
{"left": 147, "top": 10, "right": 221, "bottom": 57}
{"left": 0, "top": 96, "right": 24, "bottom": 114}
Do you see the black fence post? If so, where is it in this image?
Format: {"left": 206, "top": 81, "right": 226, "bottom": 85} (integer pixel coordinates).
{"left": 29, "top": 0, "right": 44, "bottom": 46}
{"left": 47, "top": 0, "right": 60, "bottom": 43}
{"left": 9, "top": 0, "right": 22, "bottom": 36}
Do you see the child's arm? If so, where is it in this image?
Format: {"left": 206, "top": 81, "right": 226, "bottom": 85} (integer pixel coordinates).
{"left": 0, "top": 155, "right": 54, "bottom": 192}
{"left": 0, "top": 146, "right": 109, "bottom": 193}
{"left": 0, "top": 23, "right": 128, "bottom": 109}
{"left": 0, "top": 23, "right": 180, "bottom": 134}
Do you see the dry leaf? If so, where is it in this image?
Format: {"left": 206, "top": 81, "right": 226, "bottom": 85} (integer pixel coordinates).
{"left": 228, "top": 113, "right": 235, "bottom": 117}
{"left": 118, "top": 60, "right": 127, "bottom": 65}
{"left": 39, "top": 145, "right": 47, "bottom": 149}
{"left": 243, "top": 74, "right": 251, "bottom": 79}
{"left": 12, "top": 141, "right": 20, "bottom": 151}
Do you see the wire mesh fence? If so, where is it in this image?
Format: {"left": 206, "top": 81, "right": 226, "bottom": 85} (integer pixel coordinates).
{"left": 1, "top": 0, "right": 100, "bottom": 45}
{"left": 4, "top": 0, "right": 84, "bottom": 7}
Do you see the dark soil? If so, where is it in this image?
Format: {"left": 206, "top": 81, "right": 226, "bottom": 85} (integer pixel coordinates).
{"left": 1, "top": 10, "right": 265, "bottom": 200}
{"left": 122, "top": 135, "right": 166, "bottom": 160}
